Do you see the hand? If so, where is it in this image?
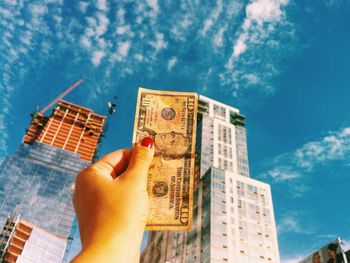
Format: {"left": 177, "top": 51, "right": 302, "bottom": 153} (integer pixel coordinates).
{"left": 71, "top": 137, "right": 154, "bottom": 263}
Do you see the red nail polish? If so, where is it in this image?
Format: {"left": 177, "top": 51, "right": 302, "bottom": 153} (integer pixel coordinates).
{"left": 141, "top": 136, "right": 153, "bottom": 149}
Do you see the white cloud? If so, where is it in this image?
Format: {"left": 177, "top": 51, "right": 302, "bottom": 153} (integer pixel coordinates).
{"left": 95, "top": 12, "right": 109, "bottom": 36}
{"left": 79, "top": 2, "right": 89, "bottom": 13}
{"left": 294, "top": 128, "right": 350, "bottom": 171}
{"left": 264, "top": 166, "right": 301, "bottom": 181}
{"left": 277, "top": 211, "right": 315, "bottom": 236}
{"left": 213, "top": 26, "right": 226, "bottom": 48}
{"left": 0, "top": 7, "right": 14, "bottom": 19}
{"left": 80, "top": 35, "right": 91, "bottom": 49}
{"left": 226, "top": 0, "right": 289, "bottom": 69}
{"left": 116, "top": 25, "right": 128, "bottom": 35}
{"left": 170, "top": 15, "right": 192, "bottom": 42}
{"left": 86, "top": 16, "right": 97, "bottom": 27}
{"left": 150, "top": 32, "right": 167, "bottom": 52}
{"left": 115, "top": 25, "right": 134, "bottom": 37}
{"left": 96, "top": 0, "right": 107, "bottom": 11}
{"left": 29, "top": 3, "right": 48, "bottom": 16}
{"left": 118, "top": 41, "right": 130, "bottom": 58}
{"left": 244, "top": 73, "right": 260, "bottom": 84}
{"left": 233, "top": 33, "right": 248, "bottom": 58}
{"left": 85, "top": 27, "right": 95, "bottom": 37}
{"left": 263, "top": 127, "right": 350, "bottom": 183}
{"left": 92, "top": 50, "right": 105, "bottom": 66}
{"left": 278, "top": 214, "right": 303, "bottom": 234}
{"left": 97, "top": 38, "right": 108, "bottom": 49}
{"left": 0, "top": 108, "right": 9, "bottom": 156}
{"left": 147, "top": 0, "right": 159, "bottom": 14}
{"left": 80, "top": 10, "right": 112, "bottom": 65}
{"left": 111, "top": 41, "right": 131, "bottom": 62}
{"left": 0, "top": 0, "right": 43, "bottom": 157}
{"left": 116, "top": 8, "right": 126, "bottom": 24}
{"left": 4, "top": 0, "right": 16, "bottom": 5}
{"left": 198, "top": 68, "right": 213, "bottom": 94}
{"left": 41, "top": 41, "right": 52, "bottom": 55}
{"left": 167, "top": 57, "right": 177, "bottom": 71}
{"left": 180, "top": 16, "right": 192, "bottom": 29}
{"left": 247, "top": 0, "right": 287, "bottom": 23}
{"left": 201, "top": 0, "right": 223, "bottom": 36}
{"left": 53, "top": 14, "right": 62, "bottom": 24}
{"left": 134, "top": 54, "right": 144, "bottom": 61}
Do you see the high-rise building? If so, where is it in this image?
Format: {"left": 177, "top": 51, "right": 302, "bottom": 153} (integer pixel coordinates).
{"left": 141, "top": 96, "right": 280, "bottom": 263}
{"left": 0, "top": 101, "right": 106, "bottom": 238}
{"left": 0, "top": 215, "right": 67, "bottom": 263}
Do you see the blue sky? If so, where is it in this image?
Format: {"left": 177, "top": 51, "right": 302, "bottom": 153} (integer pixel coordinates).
{"left": 1, "top": 0, "right": 350, "bottom": 261}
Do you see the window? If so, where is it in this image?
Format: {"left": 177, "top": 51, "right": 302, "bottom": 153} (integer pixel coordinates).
{"left": 238, "top": 209, "right": 247, "bottom": 217}
{"left": 229, "top": 187, "right": 233, "bottom": 194}
{"left": 212, "top": 246, "right": 228, "bottom": 260}
{"left": 237, "top": 181, "right": 245, "bottom": 189}
{"left": 212, "top": 201, "right": 226, "bottom": 211}
{"left": 213, "top": 105, "right": 226, "bottom": 119}
{"left": 237, "top": 199, "right": 245, "bottom": 208}
{"left": 212, "top": 223, "right": 227, "bottom": 234}
{"left": 213, "top": 181, "right": 225, "bottom": 191}
{"left": 211, "top": 233, "right": 227, "bottom": 246}
{"left": 212, "top": 191, "right": 226, "bottom": 202}
{"left": 247, "top": 185, "right": 257, "bottom": 193}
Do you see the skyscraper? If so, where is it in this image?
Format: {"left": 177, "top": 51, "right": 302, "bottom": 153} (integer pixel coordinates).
{"left": 141, "top": 96, "right": 280, "bottom": 263}
{"left": 0, "top": 101, "right": 105, "bottom": 238}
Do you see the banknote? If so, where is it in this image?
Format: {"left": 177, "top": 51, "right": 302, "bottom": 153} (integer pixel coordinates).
{"left": 133, "top": 88, "right": 198, "bottom": 230}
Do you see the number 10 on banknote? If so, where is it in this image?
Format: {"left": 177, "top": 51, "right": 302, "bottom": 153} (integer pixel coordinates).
{"left": 133, "top": 88, "right": 198, "bottom": 230}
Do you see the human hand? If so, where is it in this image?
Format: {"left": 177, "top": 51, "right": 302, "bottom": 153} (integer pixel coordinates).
{"left": 71, "top": 137, "right": 154, "bottom": 263}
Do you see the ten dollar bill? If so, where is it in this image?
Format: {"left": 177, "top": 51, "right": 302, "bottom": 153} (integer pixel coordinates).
{"left": 133, "top": 88, "right": 198, "bottom": 230}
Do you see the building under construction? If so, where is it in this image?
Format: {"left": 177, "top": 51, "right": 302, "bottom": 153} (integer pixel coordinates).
{"left": 23, "top": 100, "right": 105, "bottom": 162}
{"left": 0, "top": 81, "right": 106, "bottom": 262}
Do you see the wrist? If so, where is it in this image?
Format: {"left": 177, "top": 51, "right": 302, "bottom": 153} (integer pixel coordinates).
{"left": 72, "top": 228, "right": 145, "bottom": 263}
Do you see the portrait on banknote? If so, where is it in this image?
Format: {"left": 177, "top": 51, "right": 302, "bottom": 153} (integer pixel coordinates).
{"left": 133, "top": 88, "right": 198, "bottom": 230}
{"left": 138, "top": 128, "right": 190, "bottom": 160}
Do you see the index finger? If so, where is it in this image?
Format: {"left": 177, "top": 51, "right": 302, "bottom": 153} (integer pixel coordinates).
{"left": 93, "top": 148, "right": 132, "bottom": 178}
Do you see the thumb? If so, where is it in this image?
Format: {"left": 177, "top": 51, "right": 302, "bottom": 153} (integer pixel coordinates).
{"left": 124, "top": 137, "right": 154, "bottom": 180}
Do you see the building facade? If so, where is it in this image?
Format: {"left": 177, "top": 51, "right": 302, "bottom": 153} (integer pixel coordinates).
{"left": 0, "top": 216, "right": 67, "bottom": 263}
{"left": 141, "top": 96, "right": 280, "bottom": 263}
{"left": 0, "top": 101, "right": 105, "bottom": 239}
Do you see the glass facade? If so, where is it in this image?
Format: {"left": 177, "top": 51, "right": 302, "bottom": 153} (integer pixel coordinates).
{"left": 0, "top": 142, "right": 89, "bottom": 238}
{"left": 198, "top": 116, "right": 214, "bottom": 177}
{"left": 235, "top": 126, "right": 249, "bottom": 177}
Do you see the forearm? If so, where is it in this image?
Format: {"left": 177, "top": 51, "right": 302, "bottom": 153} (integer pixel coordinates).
{"left": 71, "top": 230, "right": 144, "bottom": 263}
{"left": 72, "top": 142, "right": 154, "bottom": 263}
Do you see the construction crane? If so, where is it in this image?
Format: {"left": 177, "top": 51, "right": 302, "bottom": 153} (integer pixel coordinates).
{"left": 38, "top": 79, "right": 84, "bottom": 115}
{"left": 25, "top": 79, "right": 84, "bottom": 144}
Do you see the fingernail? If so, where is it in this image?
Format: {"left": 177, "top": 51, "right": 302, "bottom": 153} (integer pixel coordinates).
{"left": 140, "top": 136, "right": 153, "bottom": 149}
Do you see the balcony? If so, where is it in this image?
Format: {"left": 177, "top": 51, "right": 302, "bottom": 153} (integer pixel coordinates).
{"left": 230, "top": 113, "right": 245, "bottom": 127}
